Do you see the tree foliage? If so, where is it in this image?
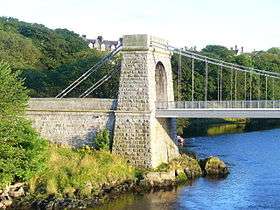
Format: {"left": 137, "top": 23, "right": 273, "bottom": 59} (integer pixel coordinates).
{"left": 0, "top": 119, "right": 48, "bottom": 188}
{"left": 0, "top": 31, "right": 41, "bottom": 69}
{"left": 0, "top": 62, "right": 28, "bottom": 117}
{"left": 0, "top": 16, "right": 120, "bottom": 98}
{"left": 0, "top": 63, "right": 48, "bottom": 188}
{"left": 172, "top": 46, "right": 280, "bottom": 101}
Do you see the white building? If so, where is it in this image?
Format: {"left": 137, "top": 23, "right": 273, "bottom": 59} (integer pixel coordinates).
{"left": 82, "top": 35, "right": 120, "bottom": 51}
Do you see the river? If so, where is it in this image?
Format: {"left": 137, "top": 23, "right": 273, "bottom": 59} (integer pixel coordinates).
{"left": 92, "top": 127, "right": 280, "bottom": 210}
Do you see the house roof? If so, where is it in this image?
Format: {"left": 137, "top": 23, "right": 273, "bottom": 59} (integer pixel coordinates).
{"left": 87, "top": 38, "right": 118, "bottom": 47}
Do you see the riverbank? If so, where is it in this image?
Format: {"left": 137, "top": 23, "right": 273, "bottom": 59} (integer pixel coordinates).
{"left": 179, "top": 118, "right": 280, "bottom": 138}
{"left": 0, "top": 144, "right": 135, "bottom": 209}
{"left": 1, "top": 145, "right": 229, "bottom": 209}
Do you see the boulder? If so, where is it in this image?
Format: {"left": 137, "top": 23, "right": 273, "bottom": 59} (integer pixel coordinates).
{"left": 183, "top": 167, "right": 198, "bottom": 179}
{"left": 2, "top": 199, "right": 12, "bottom": 208}
{"left": 201, "top": 156, "right": 229, "bottom": 178}
{"left": 9, "top": 186, "right": 25, "bottom": 198}
{"left": 0, "top": 193, "right": 12, "bottom": 209}
{"left": 173, "top": 154, "right": 202, "bottom": 179}
{"left": 143, "top": 171, "right": 176, "bottom": 187}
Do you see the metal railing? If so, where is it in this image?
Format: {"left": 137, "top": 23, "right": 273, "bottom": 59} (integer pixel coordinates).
{"left": 156, "top": 100, "right": 280, "bottom": 110}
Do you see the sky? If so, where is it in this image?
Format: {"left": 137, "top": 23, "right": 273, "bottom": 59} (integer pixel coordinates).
{"left": 0, "top": 0, "right": 279, "bottom": 52}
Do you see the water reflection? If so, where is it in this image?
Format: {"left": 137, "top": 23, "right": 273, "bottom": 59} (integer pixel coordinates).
{"left": 184, "top": 118, "right": 280, "bottom": 138}
{"left": 90, "top": 188, "right": 180, "bottom": 210}
{"left": 207, "top": 123, "right": 245, "bottom": 136}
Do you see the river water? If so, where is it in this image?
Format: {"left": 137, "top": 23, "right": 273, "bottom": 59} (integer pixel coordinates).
{"left": 93, "top": 128, "right": 280, "bottom": 210}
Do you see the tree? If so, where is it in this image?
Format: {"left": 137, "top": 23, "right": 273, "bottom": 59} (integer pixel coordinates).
{"left": 0, "top": 63, "right": 48, "bottom": 188}
{"left": 0, "top": 31, "right": 41, "bottom": 69}
{"left": 0, "top": 62, "right": 28, "bottom": 117}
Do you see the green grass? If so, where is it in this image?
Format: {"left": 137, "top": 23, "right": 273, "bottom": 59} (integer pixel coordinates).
{"left": 29, "top": 144, "right": 136, "bottom": 198}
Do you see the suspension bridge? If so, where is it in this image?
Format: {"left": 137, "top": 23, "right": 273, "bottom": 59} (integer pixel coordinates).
{"left": 55, "top": 35, "right": 280, "bottom": 119}
{"left": 28, "top": 34, "right": 280, "bottom": 168}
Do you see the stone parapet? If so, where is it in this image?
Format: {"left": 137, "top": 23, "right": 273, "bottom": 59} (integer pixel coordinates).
{"left": 27, "top": 98, "right": 116, "bottom": 147}
{"left": 28, "top": 98, "right": 117, "bottom": 111}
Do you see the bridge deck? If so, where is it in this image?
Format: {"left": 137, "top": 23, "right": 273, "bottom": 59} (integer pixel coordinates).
{"left": 156, "top": 101, "right": 280, "bottom": 118}
{"left": 156, "top": 108, "right": 280, "bottom": 118}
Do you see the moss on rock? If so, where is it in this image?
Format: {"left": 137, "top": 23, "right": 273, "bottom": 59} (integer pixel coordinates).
{"left": 155, "top": 154, "right": 202, "bottom": 182}
{"left": 200, "top": 156, "right": 229, "bottom": 178}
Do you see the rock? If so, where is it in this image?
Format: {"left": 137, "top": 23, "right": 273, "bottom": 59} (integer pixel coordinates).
{"left": 9, "top": 187, "right": 25, "bottom": 198}
{"left": 9, "top": 183, "right": 24, "bottom": 190}
{"left": 143, "top": 171, "right": 176, "bottom": 187}
{"left": 201, "top": 156, "right": 229, "bottom": 178}
{"left": 175, "top": 154, "right": 202, "bottom": 179}
{"left": 184, "top": 167, "right": 195, "bottom": 179}
{"left": 2, "top": 199, "right": 12, "bottom": 207}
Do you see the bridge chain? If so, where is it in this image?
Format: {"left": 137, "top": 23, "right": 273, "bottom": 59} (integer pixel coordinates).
{"left": 150, "top": 40, "right": 280, "bottom": 102}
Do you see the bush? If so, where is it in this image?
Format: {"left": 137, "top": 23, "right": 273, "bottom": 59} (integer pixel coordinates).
{"left": 0, "top": 116, "right": 48, "bottom": 190}
{"left": 95, "top": 129, "right": 110, "bottom": 150}
{"left": 0, "top": 62, "right": 28, "bottom": 117}
{"left": 0, "top": 63, "right": 48, "bottom": 188}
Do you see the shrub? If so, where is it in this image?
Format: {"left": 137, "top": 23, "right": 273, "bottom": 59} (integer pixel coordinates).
{"left": 95, "top": 129, "right": 110, "bottom": 150}
{"left": 0, "top": 116, "right": 48, "bottom": 189}
{"left": 0, "top": 63, "right": 48, "bottom": 188}
{"left": 0, "top": 62, "right": 28, "bottom": 117}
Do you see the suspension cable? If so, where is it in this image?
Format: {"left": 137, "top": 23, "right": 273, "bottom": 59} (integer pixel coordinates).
{"left": 273, "top": 78, "right": 275, "bottom": 100}
{"left": 220, "top": 66, "right": 223, "bottom": 101}
{"left": 151, "top": 41, "right": 280, "bottom": 78}
{"left": 231, "top": 68, "right": 233, "bottom": 101}
{"left": 79, "top": 63, "right": 121, "bottom": 98}
{"left": 244, "top": 71, "right": 247, "bottom": 100}
{"left": 55, "top": 45, "right": 122, "bottom": 98}
{"left": 235, "top": 70, "right": 237, "bottom": 101}
{"left": 191, "top": 56, "right": 195, "bottom": 102}
{"left": 217, "top": 66, "right": 220, "bottom": 101}
{"left": 266, "top": 76, "right": 268, "bottom": 101}
{"left": 178, "top": 49, "right": 182, "bottom": 101}
{"left": 150, "top": 41, "right": 280, "bottom": 104}
{"left": 205, "top": 60, "right": 208, "bottom": 103}
{"left": 250, "top": 70, "right": 252, "bottom": 101}
{"left": 169, "top": 48, "right": 280, "bottom": 80}
{"left": 258, "top": 75, "right": 261, "bottom": 100}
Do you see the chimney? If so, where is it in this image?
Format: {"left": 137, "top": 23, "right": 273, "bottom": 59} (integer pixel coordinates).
{"left": 82, "top": 35, "right": 87, "bottom": 40}
{"left": 119, "top": 37, "right": 123, "bottom": 45}
{"left": 97, "top": 36, "right": 103, "bottom": 43}
{"left": 234, "top": 45, "right": 239, "bottom": 54}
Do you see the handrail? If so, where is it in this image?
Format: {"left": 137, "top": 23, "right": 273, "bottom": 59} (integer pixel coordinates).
{"left": 156, "top": 100, "right": 280, "bottom": 110}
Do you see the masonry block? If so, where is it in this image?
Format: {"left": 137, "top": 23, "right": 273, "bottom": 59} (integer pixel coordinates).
{"left": 113, "top": 34, "right": 179, "bottom": 168}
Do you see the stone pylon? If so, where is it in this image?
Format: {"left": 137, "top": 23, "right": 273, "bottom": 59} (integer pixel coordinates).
{"left": 112, "top": 34, "right": 179, "bottom": 168}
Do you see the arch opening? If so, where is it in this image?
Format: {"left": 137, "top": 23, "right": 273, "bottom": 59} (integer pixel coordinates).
{"left": 155, "top": 62, "right": 168, "bottom": 102}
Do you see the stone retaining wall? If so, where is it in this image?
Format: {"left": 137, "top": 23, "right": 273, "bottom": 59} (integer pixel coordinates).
{"left": 27, "top": 98, "right": 116, "bottom": 147}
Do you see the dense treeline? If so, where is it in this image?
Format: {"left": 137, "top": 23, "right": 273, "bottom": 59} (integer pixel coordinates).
{"left": 0, "top": 17, "right": 119, "bottom": 98}
{"left": 0, "top": 16, "right": 279, "bottom": 100}
{"left": 172, "top": 46, "right": 280, "bottom": 101}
